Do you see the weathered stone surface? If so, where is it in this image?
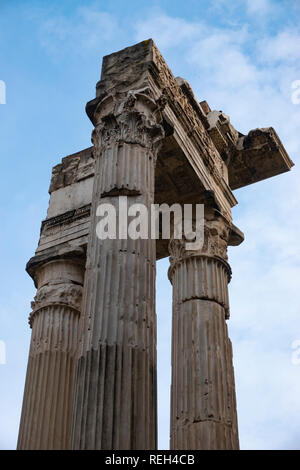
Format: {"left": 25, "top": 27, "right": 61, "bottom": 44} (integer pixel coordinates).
{"left": 70, "top": 87, "right": 165, "bottom": 449}
{"left": 87, "top": 40, "right": 237, "bottom": 222}
{"left": 168, "top": 208, "right": 239, "bottom": 449}
{"left": 49, "top": 147, "right": 94, "bottom": 194}
{"left": 230, "top": 127, "right": 294, "bottom": 189}
{"left": 201, "top": 101, "right": 294, "bottom": 189}
{"left": 18, "top": 39, "right": 293, "bottom": 451}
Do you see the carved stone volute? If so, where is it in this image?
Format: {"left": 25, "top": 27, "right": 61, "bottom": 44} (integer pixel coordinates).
{"left": 91, "top": 90, "right": 166, "bottom": 157}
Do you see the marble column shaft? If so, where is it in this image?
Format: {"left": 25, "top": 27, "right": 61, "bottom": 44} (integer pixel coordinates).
{"left": 168, "top": 210, "right": 239, "bottom": 450}
{"left": 17, "top": 258, "right": 84, "bottom": 450}
{"left": 71, "top": 92, "right": 165, "bottom": 449}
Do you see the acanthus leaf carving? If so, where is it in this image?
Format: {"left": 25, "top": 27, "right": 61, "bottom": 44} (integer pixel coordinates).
{"left": 168, "top": 214, "right": 232, "bottom": 280}
{"left": 91, "top": 90, "right": 166, "bottom": 158}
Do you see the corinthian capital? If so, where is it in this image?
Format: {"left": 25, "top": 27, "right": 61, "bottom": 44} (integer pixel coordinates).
{"left": 168, "top": 209, "right": 232, "bottom": 280}
{"left": 91, "top": 89, "right": 166, "bottom": 156}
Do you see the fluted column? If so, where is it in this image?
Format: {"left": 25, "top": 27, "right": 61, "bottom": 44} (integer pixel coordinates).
{"left": 168, "top": 209, "right": 239, "bottom": 450}
{"left": 71, "top": 91, "right": 165, "bottom": 449}
{"left": 17, "top": 257, "right": 85, "bottom": 449}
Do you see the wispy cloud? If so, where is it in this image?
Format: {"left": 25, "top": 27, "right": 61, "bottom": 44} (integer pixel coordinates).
{"left": 245, "top": 0, "right": 273, "bottom": 16}
{"left": 135, "top": 14, "right": 202, "bottom": 48}
{"left": 37, "top": 6, "right": 120, "bottom": 57}
{"left": 259, "top": 29, "right": 300, "bottom": 64}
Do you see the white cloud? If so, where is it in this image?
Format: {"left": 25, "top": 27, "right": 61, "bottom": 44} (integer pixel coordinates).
{"left": 208, "top": 0, "right": 276, "bottom": 23}
{"left": 245, "top": 0, "right": 272, "bottom": 16}
{"left": 38, "top": 6, "right": 119, "bottom": 57}
{"left": 135, "top": 14, "right": 201, "bottom": 48}
{"left": 259, "top": 29, "right": 300, "bottom": 64}
{"left": 187, "top": 30, "right": 259, "bottom": 88}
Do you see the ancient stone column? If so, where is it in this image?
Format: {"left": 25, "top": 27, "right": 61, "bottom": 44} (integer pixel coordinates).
{"left": 17, "top": 257, "right": 85, "bottom": 450}
{"left": 70, "top": 91, "right": 165, "bottom": 449}
{"left": 168, "top": 208, "right": 239, "bottom": 450}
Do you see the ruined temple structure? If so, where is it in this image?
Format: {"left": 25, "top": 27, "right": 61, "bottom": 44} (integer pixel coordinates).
{"left": 17, "top": 40, "right": 293, "bottom": 450}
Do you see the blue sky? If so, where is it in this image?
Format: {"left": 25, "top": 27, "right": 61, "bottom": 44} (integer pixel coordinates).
{"left": 0, "top": 0, "right": 300, "bottom": 450}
